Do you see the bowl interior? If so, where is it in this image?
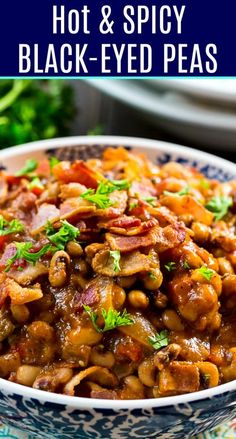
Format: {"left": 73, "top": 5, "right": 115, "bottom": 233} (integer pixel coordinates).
{"left": 0, "top": 135, "right": 235, "bottom": 410}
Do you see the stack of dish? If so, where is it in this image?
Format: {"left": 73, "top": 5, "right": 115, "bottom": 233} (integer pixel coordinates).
{"left": 86, "top": 79, "right": 236, "bottom": 150}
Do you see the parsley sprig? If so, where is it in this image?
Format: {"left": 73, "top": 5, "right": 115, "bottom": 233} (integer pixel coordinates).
{"left": 165, "top": 261, "right": 176, "bottom": 272}
{"left": 5, "top": 242, "right": 52, "bottom": 272}
{"left": 15, "top": 159, "right": 38, "bottom": 177}
{"left": 27, "top": 177, "right": 44, "bottom": 191}
{"left": 0, "top": 216, "right": 24, "bottom": 236}
{"left": 46, "top": 220, "right": 80, "bottom": 250}
{"left": 163, "top": 186, "right": 189, "bottom": 197}
{"left": 149, "top": 330, "right": 169, "bottom": 350}
{"left": 197, "top": 266, "right": 214, "bottom": 281}
{"left": 83, "top": 306, "right": 134, "bottom": 333}
{"left": 109, "top": 250, "right": 121, "bottom": 272}
{"left": 205, "top": 196, "right": 233, "bottom": 221}
{"left": 142, "top": 196, "right": 157, "bottom": 206}
{"left": 80, "top": 179, "right": 130, "bottom": 209}
{"left": 49, "top": 156, "right": 60, "bottom": 170}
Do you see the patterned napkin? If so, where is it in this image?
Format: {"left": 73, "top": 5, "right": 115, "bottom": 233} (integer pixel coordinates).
{"left": 0, "top": 421, "right": 235, "bottom": 439}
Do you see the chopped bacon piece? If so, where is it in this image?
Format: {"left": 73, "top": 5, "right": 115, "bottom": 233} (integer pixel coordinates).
{"left": 59, "top": 198, "right": 96, "bottom": 220}
{"left": 92, "top": 249, "right": 152, "bottom": 276}
{"left": 106, "top": 223, "right": 185, "bottom": 253}
{"left": 12, "top": 191, "right": 37, "bottom": 213}
{"left": 53, "top": 160, "right": 104, "bottom": 188}
{"left": 74, "top": 284, "right": 100, "bottom": 312}
{"left": 0, "top": 243, "right": 17, "bottom": 270}
{"left": 91, "top": 389, "right": 117, "bottom": 399}
{"left": 158, "top": 362, "right": 200, "bottom": 395}
{"left": 100, "top": 215, "right": 141, "bottom": 229}
{"left": 31, "top": 203, "right": 60, "bottom": 235}
{"left": 36, "top": 159, "right": 51, "bottom": 178}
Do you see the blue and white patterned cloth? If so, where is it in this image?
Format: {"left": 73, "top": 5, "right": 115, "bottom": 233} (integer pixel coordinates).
{"left": 0, "top": 422, "right": 235, "bottom": 439}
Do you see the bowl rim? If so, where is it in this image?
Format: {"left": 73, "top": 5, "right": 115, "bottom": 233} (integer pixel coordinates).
{"left": 0, "top": 134, "right": 236, "bottom": 410}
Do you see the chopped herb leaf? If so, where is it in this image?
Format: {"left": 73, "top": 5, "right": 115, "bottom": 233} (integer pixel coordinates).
{"left": 15, "top": 159, "right": 38, "bottom": 177}
{"left": 205, "top": 196, "right": 233, "bottom": 221}
{"left": 164, "top": 262, "right": 176, "bottom": 272}
{"left": 198, "top": 266, "right": 214, "bottom": 281}
{"left": 129, "top": 202, "right": 138, "bottom": 211}
{"left": 148, "top": 272, "right": 157, "bottom": 280}
{"left": 0, "top": 216, "right": 24, "bottom": 236}
{"left": 200, "top": 179, "right": 210, "bottom": 190}
{"left": 83, "top": 306, "right": 134, "bottom": 333}
{"left": 109, "top": 250, "right": 121, "bottom": 273}
{"left": 80, "top": 188, "right": 113, "bottom": 209}
{"left": 163, "top": 185, "right": 190, "bottom": 197}
{"left": 183, "top": 260, "right": 190, "bottom": 269}
{"left": 109, "top": 179, "right": 131, "bottom": 191}
{"left": 27, "top": 177, "right": 44, "bottom": 191}
{"left": 80, "top": 179, "right": 130, "bottom": 209}
{"left": 49, "top": 156, "right": 60, "bottom": 169}
{"left": 5, "top": 242, "right": 52, "bottom": 272}
{"left": 149, "top": 330, "right": 169, "bottom": 350}
{"left": 142, "top": 196, "right": 156, "bottom": 206}
{"left": 46, "top": 220, "right": 80, "bottom": 250}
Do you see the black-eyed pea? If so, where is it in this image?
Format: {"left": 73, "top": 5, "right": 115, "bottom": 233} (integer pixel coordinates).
{"left": 197, "top": 362, "right": 219, "bottom": 388}
{"left": 218, "top": 257, "right": 234, "bottom": 276}
{"left": 75, "top": 259, "right": 89, "bottom": 275}
{"left": 128, "top": 290, "right": 149, "bottom": 309}
{"left": 123, "top": 375, "right": 144, "bottom": 394}
{"left": 90, "top": 347, "right": 115, "bottom": 369}
{"left": 112, "top": 285, "right": 126, "bottom": 309}
{"left": 28, "top": 321, "right": 55, "bottom": 342}
{"left": 162, "top": 309, "right": 184, "bottom": 331}
{"left": 16, "top": 365, "right": 41, "bottom": 386}
{"left": 179, "top": 214, "right": 194, "bottom": 226}
{"left": 222, "top": 274, "right": 236, "bottom": 297}
{"left": 142, "top": 270, "right": 163, "bottom": 290}
{"left": 117, "top": 275, "right": 137, "bottom": 288}
{"left": 138, "top": 357, "right": 157, "bottom": 387}
{"left": 10, "top": 304, "right": 29, "bottom": 323}
{"left": 66, "top": 241, "right": 83, "bottom": 257}
{"left": 49, "top": 250, "right": 70, "bottom": 287}
{"left": 191, "top": 222, "right": 211, "bottom": 243}
{"left": 67, "top": 326, "right": 102, "bottom": 346}
{"left": 191, "top": 268, "right": 222, "bottom": 296}
{"left": 153, "top": 291, "right": 168, "bottom": 309}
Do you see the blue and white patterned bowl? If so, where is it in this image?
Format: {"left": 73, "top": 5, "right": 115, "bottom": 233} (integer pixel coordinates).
{"left": 0, "top": 136, "right": 235, "bottom": 439}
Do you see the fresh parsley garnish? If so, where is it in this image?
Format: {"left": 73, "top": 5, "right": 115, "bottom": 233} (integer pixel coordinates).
{"left": 49, "top": 156, "right": 60, "bottom": 169}
{"left": 200, "top": 179, "right": 210, "bottom": 190}
{"left": 149, "top": 330, "right": 169, "bottom": 350}
{"left": 142, "top": 196, "right": 156, "bottom": 206}
{"left": 183, "top": 260, "right": 190, "bottom": 269}
{"left": 46, "top": 220, "right": 80, "bottom": 250}
{"left": 83, "top": 306, "right": 134, "bottom": 333}
{"left": 205, "top": 196, "right": 233, "bottom": 221}
{"left": 129, "top": 202, "right": 138, "bottom": 211}
{"left": 109, "top": 250, "right": 121, "bottom": 273}
{"left": 109, "top": 179, "right": 131, "bottom": 191}
{"left": 15, "top": 159, "right": 38, "bottom": 177}
{"left": 5, "top": 242, "right": 52, "bottom": 272}
{"left": 148, "top": 272, "right": 157, "bottom": 280}
{"left": 80, "top": 179, "right": 130, "bottom": 209}
{"left": 0, "top": 216, "right": 24, "bottom": 236}
{"left": 27, "top": 177, "right": 44, "bottom": 191}
{"left": 164, "top": 262, "right": 176, "bottom": 272}
{"left": 163, "top": 186, "right": 190, "bottom": 197}
{"left": 81, "top": 188, "right": 113, "bottom": 209}
{"left": 197, "top": 266, "right": 214, "bottom": 281}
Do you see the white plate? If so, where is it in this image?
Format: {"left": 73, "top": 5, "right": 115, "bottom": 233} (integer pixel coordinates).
{"left": 86, "top": 79, "right": 236, "bottom": 150}
{"left": 146, "top": 79, "right": 236, "bottom": 106}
